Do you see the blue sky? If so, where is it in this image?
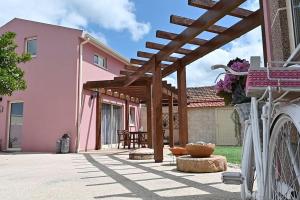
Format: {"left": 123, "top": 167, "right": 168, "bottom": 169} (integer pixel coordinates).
{"left": 0, "top": 0, "right": 263, "bottom": 87}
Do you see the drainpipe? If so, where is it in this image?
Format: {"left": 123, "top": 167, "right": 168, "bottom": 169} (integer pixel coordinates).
{"left": 76, "top": 37, "right": 89, "bottom": 153}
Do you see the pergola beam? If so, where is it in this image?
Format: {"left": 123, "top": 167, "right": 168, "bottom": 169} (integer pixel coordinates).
{"left": 122, "top": 0, "right": 246, "bottom": 86}
{"left": 188, "top": 0, "right": 253, "bottom": 18}
{"left": 137, "top": 51, "right": 179, "bottom": 62}
{"left": 170, "top": 15, "right": 227, "bottom": 34}
{"left": 146, "top": 42, "right": 192, "bottom": 55}
{"left": 131, "top": 58, "right": 171, "bottom": 68}
{"left": 125, "top": 65, "right": 140, "bottom": 71}
{"left": 156, "top": 30, "right": 207, "bottom": 46}
{"left": 162, "top": 9, "right": 262, "bottom": 77}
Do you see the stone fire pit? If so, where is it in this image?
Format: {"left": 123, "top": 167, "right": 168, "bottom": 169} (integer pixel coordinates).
{"left": 129, "top": 148, "right": 154, "bottom": 160}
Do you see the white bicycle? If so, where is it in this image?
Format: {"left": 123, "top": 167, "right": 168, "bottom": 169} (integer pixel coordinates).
{"left": 212, "top": 56, "right": 300, "bottom": 200}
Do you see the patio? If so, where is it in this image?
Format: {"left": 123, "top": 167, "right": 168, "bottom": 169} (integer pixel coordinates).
{"left": 0, "top": 150, "right": 240, "bottom": 200}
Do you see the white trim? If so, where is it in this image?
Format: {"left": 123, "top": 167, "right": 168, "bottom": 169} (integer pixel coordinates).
{"left": 76, "top": 39, "right": 89, "bottom": 153}
{"left": 6, "top": 100, "right": 24, "bottom": 151}
{"left": 82, "top": 33, "right": 130, "bottom": 65}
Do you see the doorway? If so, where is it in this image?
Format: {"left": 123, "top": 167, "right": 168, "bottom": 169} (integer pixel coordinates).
{"left": 101, "top": 103, "right": 123, "bottom": 148}
{"left": 7, "top": 101, "right": 24, "bottom": 150}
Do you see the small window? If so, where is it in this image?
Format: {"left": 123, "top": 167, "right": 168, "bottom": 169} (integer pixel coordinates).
{"left": 26, "top": 38, "right": 37, "bottom": 56}
{"left": 129, "top": 107, "right": 135, "bottom": 125}
{"left": 93, "top": 54, "right": 107, "bottom": 68}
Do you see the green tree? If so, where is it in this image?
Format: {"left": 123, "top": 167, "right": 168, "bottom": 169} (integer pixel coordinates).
{"left": 0, "top": 32, "right": 31, "bottom": 96}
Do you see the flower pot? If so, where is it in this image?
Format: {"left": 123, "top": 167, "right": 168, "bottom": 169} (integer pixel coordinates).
{"left": 169, "top": 147, "right": 188, "bottom": 157}
{"left": 186, "top": 143, "right": 215, "bottom": 158}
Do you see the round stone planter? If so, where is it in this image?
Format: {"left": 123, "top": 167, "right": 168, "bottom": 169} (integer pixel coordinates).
{"left": 186, "top": 143, "right": 215, "bottom": 158}
{"left": 129, "top": 148, "right": 154, "bottom": 160}
{"left": 176, "top": 155, "right": 227, "bottom": 173}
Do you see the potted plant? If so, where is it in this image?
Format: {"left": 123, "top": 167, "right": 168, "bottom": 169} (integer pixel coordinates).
{"left": 215, "top": 58, "right": 251, "bottom": 106}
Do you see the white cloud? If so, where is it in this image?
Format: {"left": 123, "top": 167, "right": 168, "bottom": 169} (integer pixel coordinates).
{"left": 165, "top": 27, "right": 264, "bottom": 87}
{"left": 0, "top": 0, "right": 150, "bottom": 42}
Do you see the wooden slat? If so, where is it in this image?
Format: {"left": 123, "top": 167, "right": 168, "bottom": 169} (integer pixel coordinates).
{"left": 131, "top": 58, "right": 171, "bottom": 67}
{"left": 125, "top": 65, "right": 140, "bottom": 71}
{"left": 120, "top": 70, "right": 133, "bottom": 76}
{"left": 188, "top": 0, "right": 253, "bottom": 18}
{"left": 137, "top": 51, "right": 179, "bottom": 62}
{"left": 146, "top": 42, "right": 192, "bottom": 55}
{"left": 130, "top": 58, "right": 147, "bottom": 66}
{"left": 162, "top": 9, "right": 262, "bottom": 77}
{"left": 84, "top": 79, "right": 150, "bottom": 89}
{"left": 170, "top": 15, "right": 227, "bottom": 34}
{"left": 123, "top": 0, "right": 246, "bottom": 86}
{"left": 156, "top": 30, "right": 207, "bottom": 46}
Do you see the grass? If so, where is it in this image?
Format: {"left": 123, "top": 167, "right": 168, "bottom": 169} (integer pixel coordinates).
{"left": 214, "top": 146, "right": 242, "bottom": 164}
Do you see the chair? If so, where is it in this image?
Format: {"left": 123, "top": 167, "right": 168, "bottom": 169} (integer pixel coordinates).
{"left": 129, "top": 132, "right": 139, "bottom": 149}
{"left": 138, "top": 132, "right": 148, "bottom": 148}
{"left": 117, "top": 130, "right": 130, "bottom": 149}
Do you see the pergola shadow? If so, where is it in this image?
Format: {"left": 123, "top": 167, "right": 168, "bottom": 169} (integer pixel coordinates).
{"left": 82, "top": 153, "right": 240, "bottom": 200}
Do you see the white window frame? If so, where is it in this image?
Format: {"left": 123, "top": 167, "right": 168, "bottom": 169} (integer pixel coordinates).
{"left": 25, "top": 37, "right": 37, "bottom": 57}
{"left": 93, "top": 54, "right": 107, "bottom": 69}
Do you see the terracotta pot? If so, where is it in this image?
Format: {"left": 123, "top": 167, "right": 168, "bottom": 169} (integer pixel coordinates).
{"left": 186, "top": 143, "right": 215, "bottom": 158}
{"left": 169, "top": 147, "right": 188, "bottom": 157}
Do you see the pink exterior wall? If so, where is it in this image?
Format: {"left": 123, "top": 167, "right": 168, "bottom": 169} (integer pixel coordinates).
{"left": 0, "top": 18, "right": 141, "bottom": 153}
{"left": 0, "top": 19, "right": 82, "bottom": 152}
{"left": 79, "top": 42, "right": 140, "bottom": 151}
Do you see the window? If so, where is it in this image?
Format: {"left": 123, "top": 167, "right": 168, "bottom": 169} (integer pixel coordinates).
{"left": 129, "top": 107, "right": 135, "bottom": 125}
{"left": 291, "top": 0, "right": 300, "bottom": 47}
{"left": 26, "top": 37, "right": 37, "bottom": 56}
{"left": 93, "top": 54, "right": 107, "bottom": 68}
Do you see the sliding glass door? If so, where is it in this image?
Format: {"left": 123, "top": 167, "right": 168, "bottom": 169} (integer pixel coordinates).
{"left": 101, "top": 103, "right": 123, "bottom": 147}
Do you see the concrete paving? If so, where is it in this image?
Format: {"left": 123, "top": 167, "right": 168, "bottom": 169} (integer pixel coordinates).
{"left": 0, "top": 150, "right": 241, "bottom": 200}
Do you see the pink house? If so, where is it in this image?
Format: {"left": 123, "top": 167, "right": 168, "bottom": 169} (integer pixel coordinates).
{"left": 0, "top": 18, "right": 141, "bottom": 153}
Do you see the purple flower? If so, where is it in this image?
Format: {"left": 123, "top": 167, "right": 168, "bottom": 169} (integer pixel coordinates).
{"left": 215, "top": 79, "right": 224, "bottom": 93}
{"left": 230, "top": 60, "right": 250, "bottom": 72}
{"left": 223, "top": 75, "right": 233, "bottom": 92}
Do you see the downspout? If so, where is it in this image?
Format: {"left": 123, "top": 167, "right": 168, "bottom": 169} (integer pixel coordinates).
{"left": 76, "top": 37, "right": 89, "bottom": 153}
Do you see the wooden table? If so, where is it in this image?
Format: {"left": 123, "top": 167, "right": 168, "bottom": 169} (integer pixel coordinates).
{"left": 129, "top": 131, "right": 147, "bottom": 149}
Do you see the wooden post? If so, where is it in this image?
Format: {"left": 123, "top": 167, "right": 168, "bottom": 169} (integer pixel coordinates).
{"left": 125, "top": 100, "right": 129, "bottom": 130}
{"left": 95, "top": 92, "right": 102, "bottom": 150}
{"left": 146, "top": 84, "right": 153, "bottom": 148}
{"left": 168, "top": 94, "right": 174, "bottom": 147}
{"left": 152, "top": 57, "right": 163, "bottom": 162}
{"left": 177, "top": 63, "right": 188, "bottom": 146}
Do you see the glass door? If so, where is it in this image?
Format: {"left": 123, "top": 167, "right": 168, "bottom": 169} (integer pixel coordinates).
{"left": 7, "top": 102, "right": 24, "bottom": 150}
{"left": 101, "top": 103, "right": 123, "bottom": 148}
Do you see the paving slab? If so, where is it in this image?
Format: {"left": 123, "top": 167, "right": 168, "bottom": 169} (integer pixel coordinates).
{"left": 0, "top": 150, "right": 241, "bottom": 200}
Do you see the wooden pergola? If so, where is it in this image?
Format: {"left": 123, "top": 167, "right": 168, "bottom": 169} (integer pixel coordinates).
{"left": 84, "top": 0, "right": 264, "bottom": 162}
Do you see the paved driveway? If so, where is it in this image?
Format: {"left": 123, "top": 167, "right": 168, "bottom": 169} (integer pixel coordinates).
{"left": 0, "top": 151, "right": 241, "bottom": 200}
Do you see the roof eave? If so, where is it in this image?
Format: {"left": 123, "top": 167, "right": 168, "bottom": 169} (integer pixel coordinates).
{"left": 82, "top": 32, "right": 130, "bottom": 65}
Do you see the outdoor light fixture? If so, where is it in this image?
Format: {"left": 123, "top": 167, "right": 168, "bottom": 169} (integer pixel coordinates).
{"left": 90, "top": 92, "right": 98, "bottom": 100}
